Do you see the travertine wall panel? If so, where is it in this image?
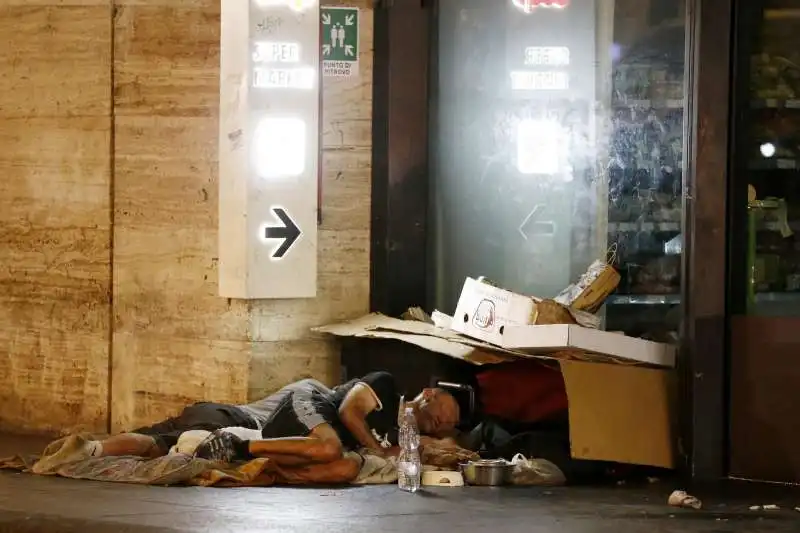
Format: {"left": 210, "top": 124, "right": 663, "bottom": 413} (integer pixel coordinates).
{"left": 0, "top": 2, "right": 112, "bottom": 433}
{"left": 110, "top": 0, "right": 252, "bottom": 431}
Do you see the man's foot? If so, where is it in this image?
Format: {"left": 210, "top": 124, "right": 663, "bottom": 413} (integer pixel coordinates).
{"left": 31, "top": 435, "right": 99, "bottom": 474}
{"left": 193, "top": 430, "right": 247, "bottom": 463}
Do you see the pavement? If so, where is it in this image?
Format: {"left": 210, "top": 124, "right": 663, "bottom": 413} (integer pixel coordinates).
{"left": 0, "top": 434, "right": 798, "bottom": 533}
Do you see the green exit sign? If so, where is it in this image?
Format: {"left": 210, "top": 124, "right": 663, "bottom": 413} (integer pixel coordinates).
{"left": 321, "top": 6, "right": 359, "bottom": 77}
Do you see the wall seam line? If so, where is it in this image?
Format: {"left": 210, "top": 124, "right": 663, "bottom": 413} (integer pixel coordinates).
{"left": 106, "top": 0, "right": 117, "bottom": 436}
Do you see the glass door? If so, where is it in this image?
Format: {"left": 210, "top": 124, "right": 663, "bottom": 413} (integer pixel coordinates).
{"left": 428, "top": 0, "right": 688, "bottom": 343}
{"left": 728, "top": 0, "right": 800, "bottom": 484}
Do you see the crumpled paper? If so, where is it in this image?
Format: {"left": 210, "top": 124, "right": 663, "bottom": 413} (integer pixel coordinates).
{"left": 668, "top": 490, "right": 702, "bottom": 510}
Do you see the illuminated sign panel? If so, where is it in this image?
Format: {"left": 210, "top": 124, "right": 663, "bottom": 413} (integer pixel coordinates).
{"left": 510, "top": 70, "right": 569, "bottom": 91}
{"left": 524, "top": 46, "right": 570, "bottom": 67}
{"left": 253, "top": 41, "right": 300, "bottom": 63}
{"left": 517, "top": 119, "right": 567, "bottom": 176}
{"left": 252, "top": 117, "right": 306, "bottom": 178}
{"left": 252, "top": 67, "right": 315, "bottom": 89}
{"left": 512, "top": 0, "right": 569, "bottom": 13}
{"left": 254, "top": 0, "right": 317, "bottom": 12}
{"left": 251, "top": 39, "right": 315, "bottom": 90}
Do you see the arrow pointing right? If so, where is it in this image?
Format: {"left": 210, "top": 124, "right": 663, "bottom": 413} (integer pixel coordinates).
{"left": 264, "top": 208, "right": 302, "bottom": 259}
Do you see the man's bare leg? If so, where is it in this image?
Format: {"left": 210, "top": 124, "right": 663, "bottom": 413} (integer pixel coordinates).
{"left": 95, "top": 434, "right": 163, "bottom": 458}
{"left": 31, "top": 432, "right": 162, "bottom": 474}
{"left": 279, "top": 456, "right": 361, "bottom": 484}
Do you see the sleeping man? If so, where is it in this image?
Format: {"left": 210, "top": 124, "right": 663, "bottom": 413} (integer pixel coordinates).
{"left": 193, "top": 371, "right": 461, "bottom": 464}
{"left": 46, "top": 372, "right": 462, "bottom": 478}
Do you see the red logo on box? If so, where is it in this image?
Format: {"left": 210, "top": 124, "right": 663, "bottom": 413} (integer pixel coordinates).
{"left": 512, "top": 0, "right": 569, "bottom": 13}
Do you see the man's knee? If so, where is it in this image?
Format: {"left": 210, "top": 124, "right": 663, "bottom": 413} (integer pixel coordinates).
{"left": 309, "top": 424, "right": 343, "bottom": 462}
{"left": 331, "top": 456, "right": 361, "bottom": 481}
{"left": 317, "top": 439, "right": 343, "bottom": 462}
{"left": 99, "top": 433, "right": 162, "bottom": 458}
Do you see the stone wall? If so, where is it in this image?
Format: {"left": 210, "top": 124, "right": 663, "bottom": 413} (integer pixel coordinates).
{"left": 0, "top": 0, "right": 372, "bottom": 434}
{"left": 0, "top": 2, "right": 112, "bottom": 433}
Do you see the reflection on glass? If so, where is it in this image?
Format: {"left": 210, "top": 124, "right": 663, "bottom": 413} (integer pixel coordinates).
{"left": 428, "top": 0, "right": 687, "bottom": 341}
{"left": 743, "top": 2, "right": 800, "bottom": 317}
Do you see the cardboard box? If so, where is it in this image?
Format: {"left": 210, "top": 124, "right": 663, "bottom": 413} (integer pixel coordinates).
{"left": 554, "top": 259, "right": 621, "bottom": 313}
{"left": 501, "top": 324, "right": 676, "bottom": 368}
{"left": 315, "top": 313, "right": 677, "bottom": 469}
{"left": 450, "top": 277, "right": 601, "bottom": 345}
{"left": 450, "top": 277, "right": 674, "bottom": 367}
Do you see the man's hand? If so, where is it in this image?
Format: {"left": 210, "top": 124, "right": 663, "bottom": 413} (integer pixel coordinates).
{"left": 338, "top": 383, "right": 385, "bottom": 451}
{"left": 382, "top": 446, "right": 401, "bottom": 458}
{"left": 363, "top": 445, "right": 400, "bottom": 458}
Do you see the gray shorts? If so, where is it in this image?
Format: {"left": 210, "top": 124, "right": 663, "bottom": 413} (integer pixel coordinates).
{"left": 239, "top": 379, "right": 338, "bottom": 438}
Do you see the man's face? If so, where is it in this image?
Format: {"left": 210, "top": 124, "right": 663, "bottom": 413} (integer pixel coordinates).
{"left": 415, "top": 389, "right": 459, "bottom": 436}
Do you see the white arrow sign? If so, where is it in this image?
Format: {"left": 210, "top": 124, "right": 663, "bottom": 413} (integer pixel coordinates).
{"left": 344, "top": 45, "right": 354, "bottom": 57}
{"left": 345, "top": 14, "right": 355, "bottom": 25}
{"left": 321, "top": 13, "right": 331, "bottom": 24}
{"left": 322, "top": 44, "right": 331, "bottom": 56}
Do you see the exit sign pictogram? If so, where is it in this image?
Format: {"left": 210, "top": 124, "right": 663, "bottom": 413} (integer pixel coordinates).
{"left": 512, "top": 0, "right": 569, "bottom": 13}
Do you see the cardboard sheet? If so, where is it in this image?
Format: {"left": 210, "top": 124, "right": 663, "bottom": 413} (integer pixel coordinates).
{"left": 315, "top": 313, "right": 519, "bottom": 364}
{"left": 560, "top": 360, "right": 676, "bottom": 468}
{"left": 316, "top": 313, "right": 665, "bottom": 367}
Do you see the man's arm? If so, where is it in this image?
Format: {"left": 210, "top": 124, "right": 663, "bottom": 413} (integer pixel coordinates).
{"left": 338, "top": 383, "right": 386, "bottom": 453}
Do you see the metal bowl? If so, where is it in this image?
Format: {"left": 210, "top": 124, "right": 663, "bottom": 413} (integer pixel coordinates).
{"left": 459, "top": 459, "right": 513, "bottom": 486}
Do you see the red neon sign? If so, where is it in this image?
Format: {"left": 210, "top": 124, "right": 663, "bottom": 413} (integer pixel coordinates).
{"left": 512, "top": 0, "right": 569, "bottom": 13}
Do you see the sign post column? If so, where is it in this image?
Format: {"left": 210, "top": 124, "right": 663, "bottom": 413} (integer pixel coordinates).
{"left": 218, "top": 0, "right": 320, "bottom": 299}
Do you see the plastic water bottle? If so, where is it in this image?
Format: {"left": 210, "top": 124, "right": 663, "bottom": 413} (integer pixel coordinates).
{"left": 397, "top": 407, "right": 422, "bottom": 493}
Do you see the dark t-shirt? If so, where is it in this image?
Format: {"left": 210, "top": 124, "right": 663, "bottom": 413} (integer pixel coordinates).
{"left": 329, "top": 371, "right": 402, "bottom": 449}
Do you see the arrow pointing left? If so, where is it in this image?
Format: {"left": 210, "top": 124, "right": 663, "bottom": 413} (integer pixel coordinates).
{"left": 263, "top": 208, "right": 301, "bottom": 259}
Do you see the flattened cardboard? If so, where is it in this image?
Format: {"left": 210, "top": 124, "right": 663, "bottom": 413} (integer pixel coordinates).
{"left": 317, "top": 313, "right": 677, "bottom": 468}
{"left": 560, "top": 360, "right": 676, "bottom": 468}
{"left": 314, "top": 313, "right": 514, "bottom": 365}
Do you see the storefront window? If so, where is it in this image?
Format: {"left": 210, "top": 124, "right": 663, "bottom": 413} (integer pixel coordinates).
{"left": 735, "top": 1, "right": 800, "bottom": 317}
{"left": 428, "top": 0, "right": 687, "bottom": 340}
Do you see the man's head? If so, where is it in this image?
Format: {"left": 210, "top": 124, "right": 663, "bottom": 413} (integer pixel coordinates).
{"left": 408, "top": 388, "right": 460, "bottom": 437}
